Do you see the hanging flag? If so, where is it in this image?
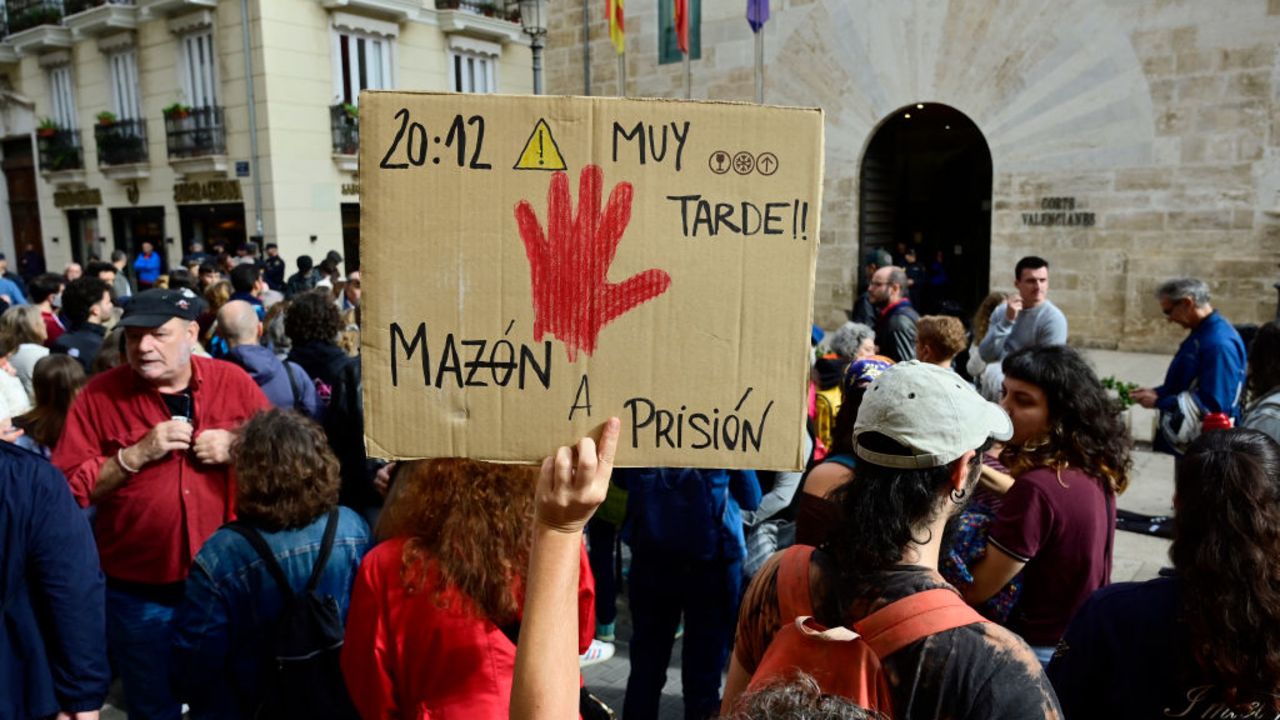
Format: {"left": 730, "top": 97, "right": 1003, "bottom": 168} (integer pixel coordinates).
{"left": 747, "top": 0, "right": 769, "bottom": 33}
{"left": 607, "top": 0, "right": 625, "bottom": 55}
{"left": 674, "top": 0, "right": 689, "bottom": 54}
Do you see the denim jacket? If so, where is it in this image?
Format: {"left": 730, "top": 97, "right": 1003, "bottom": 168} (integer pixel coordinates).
{"left": 618, "top": 468, "right": 761, "bottom": 563}
{"left": 170, "top": 507, "right": 370, "bottom": 719}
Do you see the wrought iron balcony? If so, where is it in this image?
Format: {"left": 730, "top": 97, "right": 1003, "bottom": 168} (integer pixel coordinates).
{"left": 164, "top": 105, "right": 225, "bottom": 159}
{"left": 64, "top": 0, "right": 136, "bottom": 15}
{"left": 434, "top": 0, "right": 521, "bottom": 22}
{"left": 330, "top": 104, "right": 359, "bottom": 156}
{"left": 95, "top": 118, "right": 148, "bottom": 166}
{"left": 37, "top": 128, "right": 84, "bottom": 172}
{"left": 8, "top": 0, "right": 64, "bottom": 34}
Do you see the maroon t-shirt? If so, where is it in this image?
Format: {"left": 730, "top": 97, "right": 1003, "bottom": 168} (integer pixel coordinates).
{"left": 987, "top": 466, "right": 1115, "bottom": 646}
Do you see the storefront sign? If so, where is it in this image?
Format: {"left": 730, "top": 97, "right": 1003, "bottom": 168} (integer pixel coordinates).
{"left": 341, "top": 176, "right": 360, "bottom": 196}
{"left": 53, "top": 187, "right": 102, "bottom": 208}
{"left": 174, "top": 179, "right": 243, "bottom": 204}
{"left": 1022, "top": 196, "right": 1095, "bottom": 227}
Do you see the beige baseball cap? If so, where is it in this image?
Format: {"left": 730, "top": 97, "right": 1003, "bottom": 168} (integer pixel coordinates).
{"left": 853, "top": 360, "right": 1013, "bottom": 469}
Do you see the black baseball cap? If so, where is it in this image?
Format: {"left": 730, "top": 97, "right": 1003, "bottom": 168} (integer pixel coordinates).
{"left": 118, "top": 288, "right": 205, "bottom": 327}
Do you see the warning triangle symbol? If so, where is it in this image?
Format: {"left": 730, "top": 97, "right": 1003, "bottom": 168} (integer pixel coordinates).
{"left": 514, "top": 119, "right": 567, "bottom": 171}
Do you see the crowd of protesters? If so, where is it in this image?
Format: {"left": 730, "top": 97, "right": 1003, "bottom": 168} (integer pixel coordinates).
{"left": 5, "top": 239, "right": 1280, "bottom": 720}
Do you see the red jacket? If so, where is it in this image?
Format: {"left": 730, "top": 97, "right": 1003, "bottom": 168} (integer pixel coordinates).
{"left": 342, "top": 537, "right": 596, "bottom": 720}
{"left": 52, "top": 356, "right": 270, "bottom": 583}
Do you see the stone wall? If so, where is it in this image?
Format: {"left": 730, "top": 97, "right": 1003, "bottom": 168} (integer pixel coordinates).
{"left": 544, "top": 0, "right": 1280, "bottom": 353}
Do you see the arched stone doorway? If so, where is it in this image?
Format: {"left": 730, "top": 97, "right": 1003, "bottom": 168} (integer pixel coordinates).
{"left": 858, "top": 103, "right": 992, "bottom": 319}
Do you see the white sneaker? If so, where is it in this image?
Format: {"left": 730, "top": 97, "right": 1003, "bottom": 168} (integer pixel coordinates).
{"left": 579, "top": 639, "right": 616, "bottom": 667}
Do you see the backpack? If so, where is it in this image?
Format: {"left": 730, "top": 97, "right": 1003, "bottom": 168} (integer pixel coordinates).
{"left": 623, "top": 468, "right": 723, "bottom": 562}
{"left": 748, "top": 546, "right": 987, "bottom": 717}
{"left": 224, "top": 509, "right": 359, "bottom": 720}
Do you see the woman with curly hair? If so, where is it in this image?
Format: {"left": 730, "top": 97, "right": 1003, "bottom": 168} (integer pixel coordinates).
{"left": 285, "top": 289, "right": 377, "bottom": 512}
{"left": 171, "top": 408, "right": 370, "bottom": 718}
{"left": 1049, "top": 429, "right": 1280, "bottom": 716}
{"left": 962, "top": 344, "right": 1131, "bottom": 663}
{"left": 342, "top": 458, "right": 596, "bottom": 719}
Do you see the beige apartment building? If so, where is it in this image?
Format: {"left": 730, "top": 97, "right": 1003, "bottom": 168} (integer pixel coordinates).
{"left": 0, "top": 0, "right": 531, "bottom": 276}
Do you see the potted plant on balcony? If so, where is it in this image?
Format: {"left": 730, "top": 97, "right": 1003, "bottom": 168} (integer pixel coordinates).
{"left": 36, "top": 118, "right": 58, "bottom": 139}
{"left": 436, "top": 0, "right": 461, "bottom": 9}
{"left": 163, "top": 103, "right": 192, "bottom": 120}
{"left": 479, "top": 1, "right": 498, "bottom": 16}
{"left": 97, "top": 111, "right": 117, "bottom": 127}
{"left": 342, "top": 103, "right": 359, "bottom": 120}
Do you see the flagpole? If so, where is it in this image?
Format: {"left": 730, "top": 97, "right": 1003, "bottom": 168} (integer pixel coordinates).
{"left": 754, "top": 30, "right": 764, "bottom": 103}
{"left": 582, "top": 0, "right": 591, "bottom": 95}
{"left": 684, "top": 50, "right": 691, "bottom": 99}
{"left": 618, "top": 51, "right": 626, "bottom": 97}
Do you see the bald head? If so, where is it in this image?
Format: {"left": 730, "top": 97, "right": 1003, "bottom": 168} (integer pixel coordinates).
{"left": 218, "top": 300, "right": 261, "bottom": 347}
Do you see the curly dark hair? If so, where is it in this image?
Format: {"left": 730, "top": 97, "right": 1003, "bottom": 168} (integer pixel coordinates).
{"left": 1000, "top": 345, "right": 1132, "bottom": 494}
{"left": 61, "top": 277, "right": 111, "bottom": 327}
{"left": 27, "top": 272, "right": 64, "bottom": 304}
{"left": 375, "top": 458, "right": 536, "bottom": 625}
{"left": 284, "top": 289, "right": 343, "bottom": 346}
{"left": 1247, "top": 321, "right": 1280, "bottom": 403}
{"left": 728, "top": 672, "right": 876, "bottom": 719}
{"left": 827, "top": 432, "right": 983, "bottom": 604}
{"left": 1173, "top": 429, "right": 1280, "bottom": 710}
{"left": 232, "top": 409, "right": 340, "bottom": 531}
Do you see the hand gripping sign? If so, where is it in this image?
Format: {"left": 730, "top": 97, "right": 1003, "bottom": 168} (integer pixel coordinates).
{"left": 360, "top": 93, "right": 823, "bottom": 471}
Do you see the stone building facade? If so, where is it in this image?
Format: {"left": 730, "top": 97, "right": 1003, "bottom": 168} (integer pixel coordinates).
{"left": 0, "top": 0, "right": 531, "bottom": 277}
{"left": 544, "top": 0, "right": 1280, "bottom": 352}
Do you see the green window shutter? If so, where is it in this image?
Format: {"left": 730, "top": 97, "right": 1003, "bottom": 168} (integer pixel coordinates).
{"left": 659, "top": 0, "right": 701, "bottom": 65}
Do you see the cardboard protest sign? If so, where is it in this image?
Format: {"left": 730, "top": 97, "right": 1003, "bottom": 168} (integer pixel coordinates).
{"left": 361, "top": 92, "right": 823, "bottom": 470}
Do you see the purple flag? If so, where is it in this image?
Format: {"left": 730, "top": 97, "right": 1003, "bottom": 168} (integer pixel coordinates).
{"left": 747, "top": 0, "right": 769, "bottom": 32}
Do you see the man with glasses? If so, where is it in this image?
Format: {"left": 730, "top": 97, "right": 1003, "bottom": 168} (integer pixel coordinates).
{"left": 868, "top": 265, "right": 919, "bottom": 362}
{"left": 1131, "top": 277, "right": 1246, "bottom": 454}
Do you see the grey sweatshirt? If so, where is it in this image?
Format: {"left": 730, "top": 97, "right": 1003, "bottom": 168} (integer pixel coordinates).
{"left": 978, "top": 300, "right": 1069, "bottom": 363}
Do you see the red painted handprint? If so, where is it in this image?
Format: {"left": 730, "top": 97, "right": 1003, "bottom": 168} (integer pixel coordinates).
{"left": 515, "top": 164, "right": 672, "bottom": 361}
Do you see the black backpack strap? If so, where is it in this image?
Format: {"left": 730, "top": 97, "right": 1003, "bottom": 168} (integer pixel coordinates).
{"left": 225, "top": 521, "right": 294, "bottom": 602}
{"left": 304, "top": 508, "right": 340, "bottom": 593}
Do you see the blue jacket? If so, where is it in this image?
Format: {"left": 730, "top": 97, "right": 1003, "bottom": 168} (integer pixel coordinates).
{"left": 618, "top": 467, "right": 761, "bottom": 563}
{"left": 0, "top": 442, "right": 109, "bottom": 719}
{"left": 0, "top": 277, "right": 26, "bottom": 305}
{"left": 225, "top": 344, "right": 321, "bottom": 419}
{"left": 170, "top": 507, "right": 370, "bottom": 719}
{"left": 133, "top": 252, "right": 161, "bottom": 284}
{"left": 1156, "top": 311, "right": 1247, "bottom": 421}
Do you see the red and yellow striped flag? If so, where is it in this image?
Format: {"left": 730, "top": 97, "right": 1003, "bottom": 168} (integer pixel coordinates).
{"left": 607, "top": 0, "right": 625, "bottom": 55}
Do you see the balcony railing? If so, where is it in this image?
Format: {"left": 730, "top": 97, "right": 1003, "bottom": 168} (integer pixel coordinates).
{"left": 164, "top": 105, "right": 225, "bottom": 159}
{"left": 37, "top": 128, "right": 84, "bottom": 172}
{"left": 435, "top": 0, "right": 521, "bottom": 22}
{"left": 64, "top": 0, "right": 136, "bottom": 15}
{"left": 8, "top": 0, "right": 63, "bottom": 34}
{"left": 330, "top": 104, "right": 359, "bottom": 155}
{"left": 95, "top": 118, "right": 148, "bottom": 166}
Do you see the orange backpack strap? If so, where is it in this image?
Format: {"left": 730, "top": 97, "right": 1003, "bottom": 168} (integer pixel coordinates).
{"left": 853, "top": 588, "right": 988, "bottom": 659}
{"left": 775, "top": 545, "right": 817, "bottom": 621}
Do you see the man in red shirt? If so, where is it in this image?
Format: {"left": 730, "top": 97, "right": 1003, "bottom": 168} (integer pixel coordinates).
{"left": 54, "top": 287, "right": 270, "bottom": 720}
